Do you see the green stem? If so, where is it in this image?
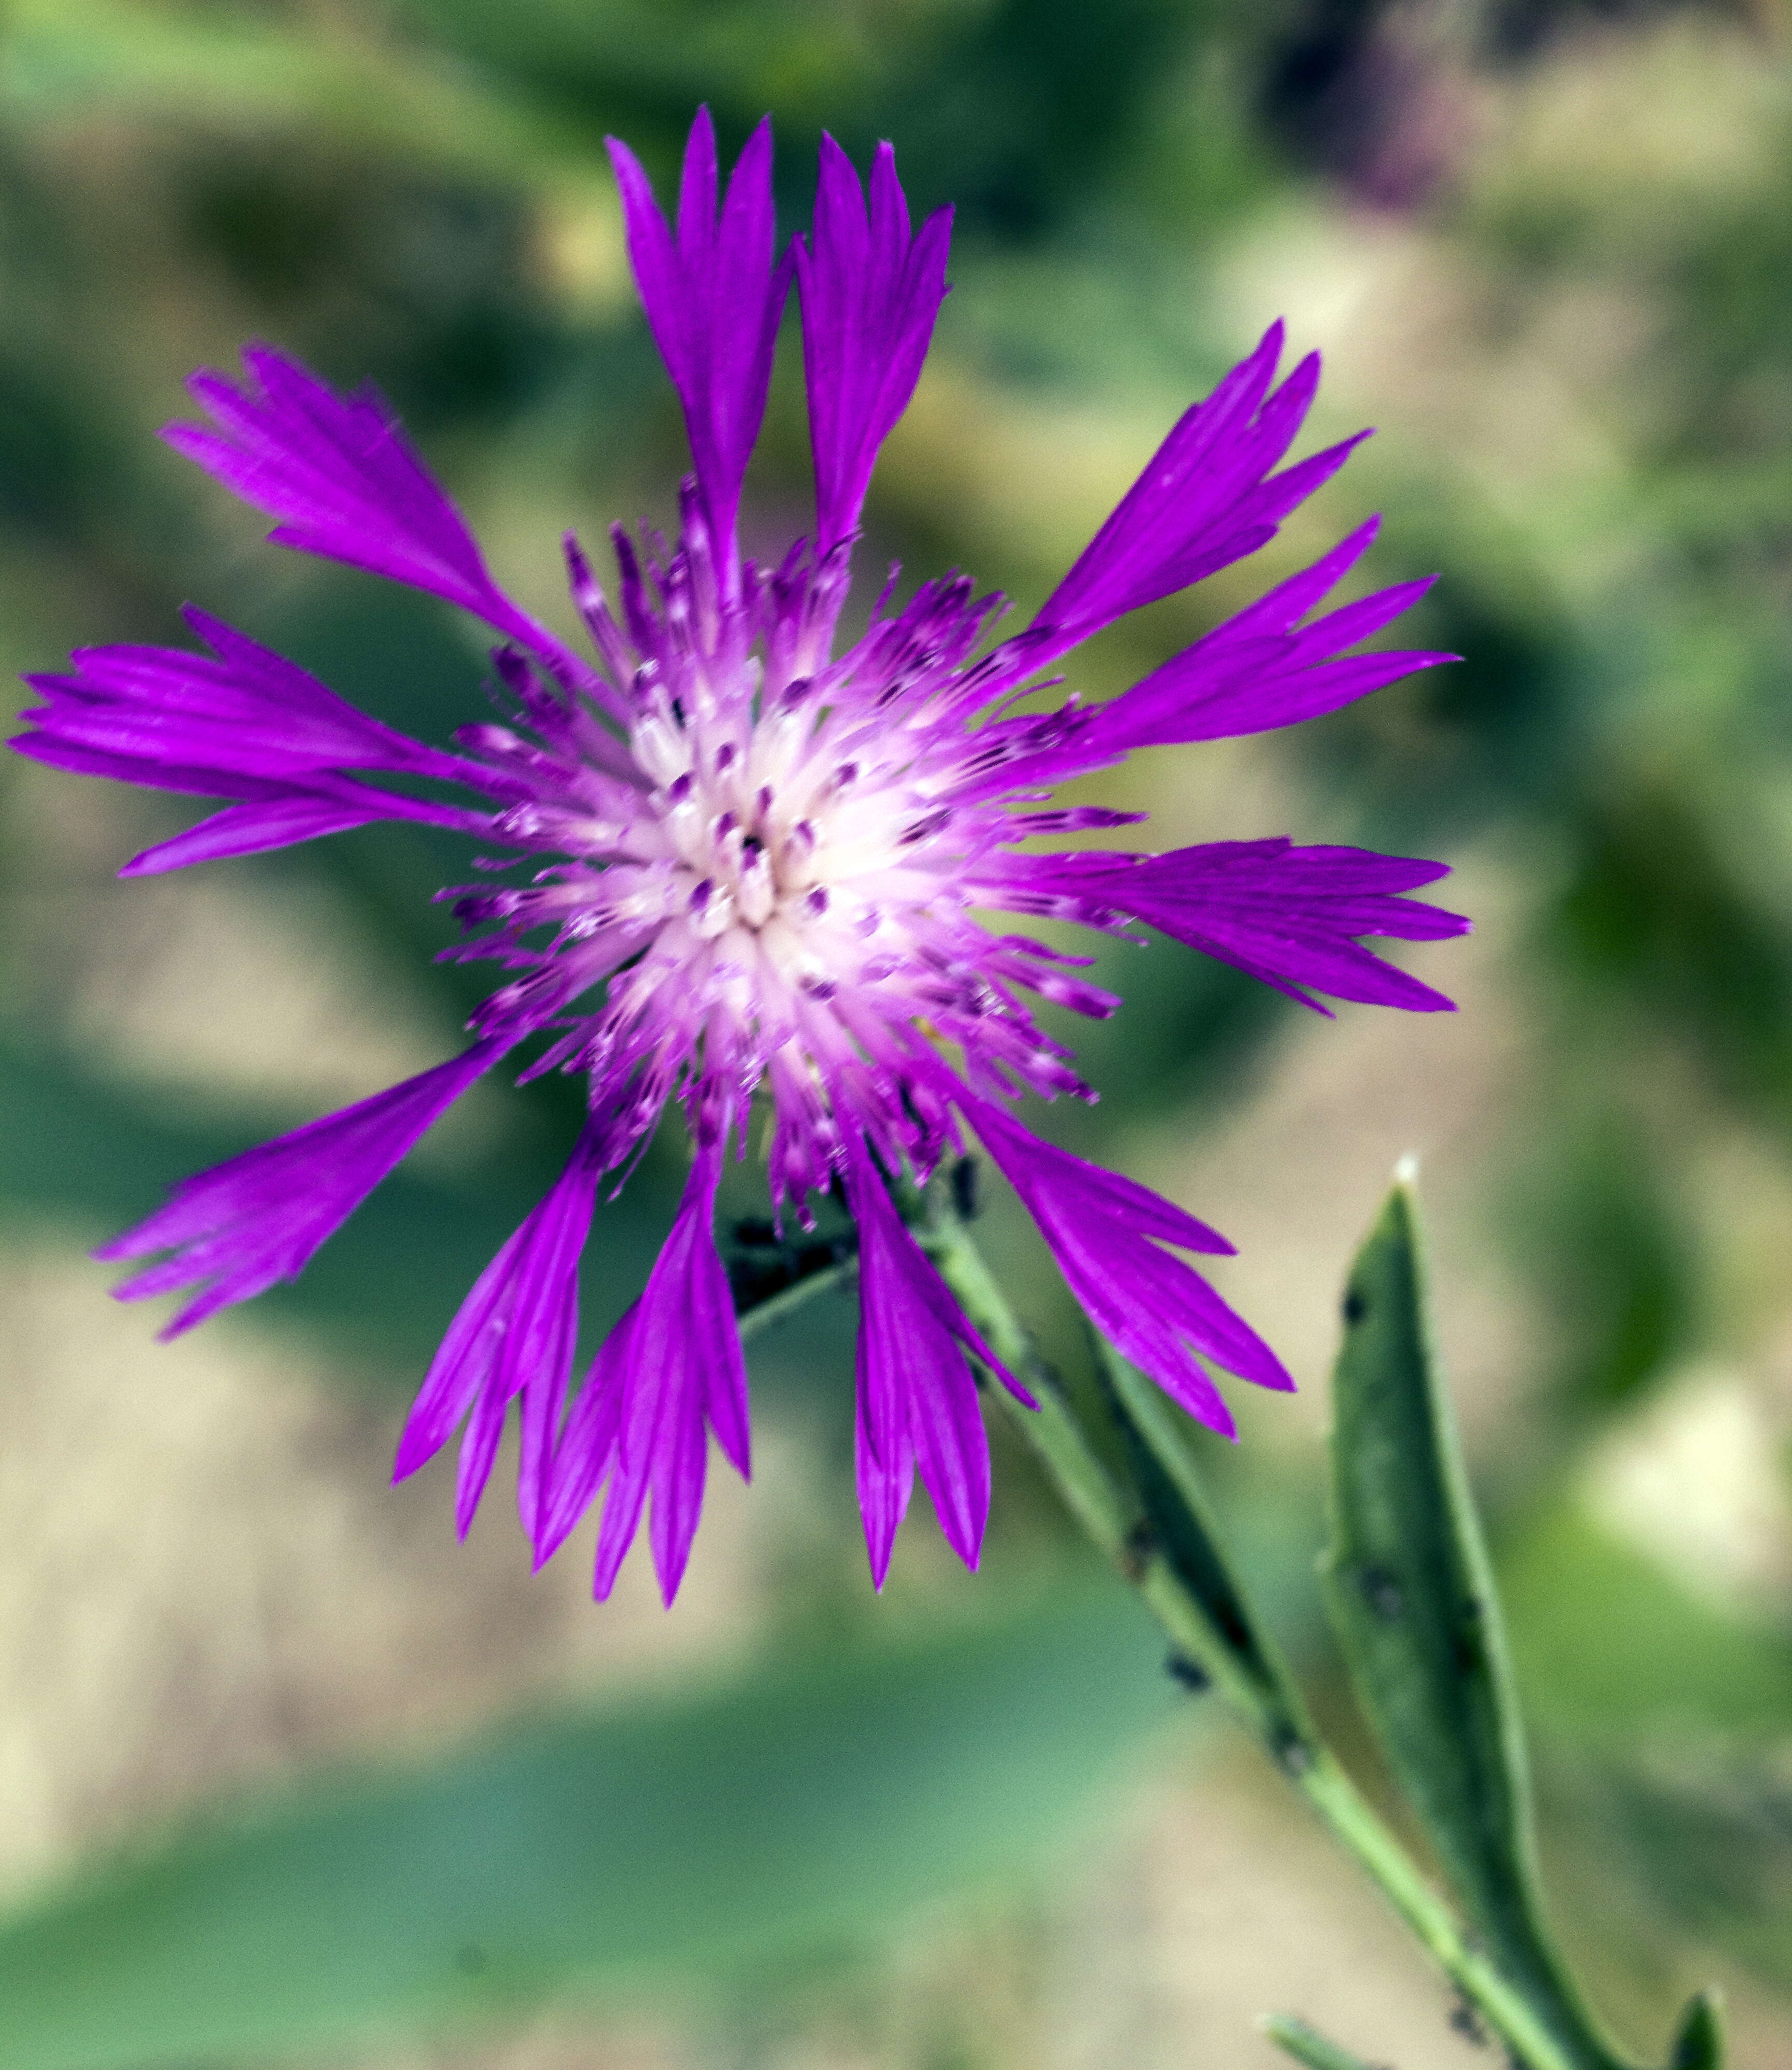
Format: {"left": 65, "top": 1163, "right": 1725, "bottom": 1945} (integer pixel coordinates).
{"left": 920, "top": 1211, "right": 1582, "bottom": 2070}
{"left": 1262, "top": 2013, "right": 1385, "bottom": 2070}
{"left": 735, "top": 1255, "right": 857, "bottom": 1342}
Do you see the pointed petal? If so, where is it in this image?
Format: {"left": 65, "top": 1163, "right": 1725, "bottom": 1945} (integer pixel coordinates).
{"left": 1056, "top": 840, "right": 1469, "bottom": 1014}
{"left": 1030, "top": 327, "right": 1366, "bottom": 652}
{"left": 855, "top": 1351, "right": 915, "bottom": 1589}
{"left": 945, "top": 1078, "right": 1289, "bottom": 1435}
{"left": 535, "top": 1304, "right": 634, "bottom": 1567}
{"left": 797, "top": 134, "right": 953, "bottom": 553}
{"left": 841, "top": 1129, "right": 1012, "bottom": 1577}
{"left": 163, "top": 347, "right": 579, "bottom": 673}
{"left": 390, "top": 1127, "right": 604, "bottom": 1546}
{"left": 1082, "top": 537, "right": 1453, "bottom": 758}
{"left": 540, "top": 1136, "right": 749, "bottom": 1604}
{"left": 99, "top": 1039, "right": 509, "bottom": 1334}
{"left": 607, "top": 111, "right": 790, "bottom": 571}
{"left": 119, "top": 783, "right": 488, "bottom": 877}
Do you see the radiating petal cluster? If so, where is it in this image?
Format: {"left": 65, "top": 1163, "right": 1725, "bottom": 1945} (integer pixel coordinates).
{"left": 10, "top": 109, "right": 1469, "bottom": 1600}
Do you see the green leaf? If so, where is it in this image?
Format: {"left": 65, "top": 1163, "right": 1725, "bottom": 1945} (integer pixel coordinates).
{"left": 1321, "top": 1176, "right": 1631, "bottom": 2070}
{"left": 0, "top": 1585, "right": 1177, "bottom": 2070}
{"left": 1093, "top": 1338, "right": 1313, "bottom": 1754}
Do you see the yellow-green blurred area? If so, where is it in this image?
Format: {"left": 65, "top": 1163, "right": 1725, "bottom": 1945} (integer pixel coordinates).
{"left": 2, "top": 1, "right": 1790, "bottom": 2065}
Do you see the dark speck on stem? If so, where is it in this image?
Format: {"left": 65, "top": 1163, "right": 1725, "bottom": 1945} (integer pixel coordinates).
{"left": 1359, "top": 1564, "right": 1405, "bottom": 1621}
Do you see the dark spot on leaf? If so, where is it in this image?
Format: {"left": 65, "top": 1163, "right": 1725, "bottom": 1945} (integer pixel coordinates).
{"left": 1359, "top": 1564, "right": 1405, "bottom": 1620}
{"left": 1449, "top": 1996, "right": 1489, "bottom": 2046}
{"left": 1165, "top": 1651, "right": 1211, "bottom": 1693}
{"left": 1342, "top": 1286, "right": 1368, "bottom": 1323}
{"left": 1272, "top": 1726, "right": 1314, "bottom": 1775}
{"left": 1121, "top": 1517, "right": 1156, "bottom": 1582}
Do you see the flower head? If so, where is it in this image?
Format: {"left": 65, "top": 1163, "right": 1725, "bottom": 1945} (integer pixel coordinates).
{"left": 11, "top": 109, "right": 1466, "bottom": 1599}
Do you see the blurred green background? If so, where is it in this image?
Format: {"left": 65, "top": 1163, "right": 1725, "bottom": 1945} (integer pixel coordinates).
{"left": 2, "top": 1, "right": 1790, "bottom": 2066}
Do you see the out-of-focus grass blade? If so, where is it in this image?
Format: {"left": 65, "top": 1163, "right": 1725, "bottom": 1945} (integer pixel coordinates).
{"left": 0, "top": 0, "right": 625, "bottom": 214}
{"left": 0, "top": 1585, "right": 1175, "bottom": 2070}
{"left": 1322, "top": 1177, "right": 1640, "bottom": 2070}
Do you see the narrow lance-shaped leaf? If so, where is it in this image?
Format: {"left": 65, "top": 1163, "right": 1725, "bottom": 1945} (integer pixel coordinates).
{"left": 0, "top": 1586, "right": 1175, "bottom": 2070}
{"left": 1093, "top": 1335, "right": 1314, "bottom": 1758}
{"left": 1322, "top": 1175, "right": 1651, "bottom": 2070}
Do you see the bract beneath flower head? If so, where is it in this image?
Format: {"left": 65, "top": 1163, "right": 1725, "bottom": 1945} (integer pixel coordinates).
{"left": 10, "top": 108, "right": 1469, "bottom": 1601}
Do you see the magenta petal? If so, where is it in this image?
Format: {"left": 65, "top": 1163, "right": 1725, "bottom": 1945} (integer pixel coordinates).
{"left": 606, "top": 110, "right": 791, "bottom": 575}
{"left": 855, "top": 1361, "right": 916, "bottom": 1590}
{"left": 1029, "top": 325, "right": 1364, "bottom": 653}
{"left": 390, "top": 1126, "right": 605, "bottom": 1542}
{"left": 841, "top": 1129, "right": 1011, "bottom": 1582}
{"left": 945, "top": 1076, "right": 1293, "bottom": 1434}
{"left": 534, "top": 1304, "right": 633, "bottom": 1568}
{"left": 22, "top": 612, "right": 465, "bottom": 786}
{"left": 120, "top": 783, "right": 489, "bottom": 877}
{"left": 539, "top": 1137, "right": 749, "bottom": 1605}
{"left": 1080, "top": 522, "right": 1453, "bottom": 757}
{"left": 797, "top": 134, "right": 953, "bottom": 553}
{"left": 1058, "top": 838, "right": 1470, "bottom": 1013}
{"left": 11, "top": 609, "right": 501, "bottom": 872}
{"left": 100, "top": 1039, "right": 510, "bottom": 1335}
{"left": 163, "top": 346, "right": 578, "bottom": 673}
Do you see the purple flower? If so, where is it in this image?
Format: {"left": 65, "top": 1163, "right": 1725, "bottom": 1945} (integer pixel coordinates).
{"left": 10, "top": 109, "right": 1467, "bottom": 1599}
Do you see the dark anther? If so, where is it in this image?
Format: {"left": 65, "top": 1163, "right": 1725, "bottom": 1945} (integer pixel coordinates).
{"left": 1342, "top": 1286, "right": 1368, "bottom": 1324}
{"left": 1165, "top": 1652, "right": 1211, "bottom": 1694}
{"left": 1359, "top": 1564, "right": 1405, "bottom": 1621}
{"left": 950, "top": 1155, "right": 981, "bottom": 1222}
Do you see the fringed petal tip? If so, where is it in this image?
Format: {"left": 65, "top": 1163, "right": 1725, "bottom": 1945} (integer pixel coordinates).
{"left": 843, "top": 1129, "right": 1000, "bottom": 1581}
{"left": 1027, "top": 322, "right": 1366, "bottom": 659}
{"left": 606, "top": 108, "right": 787, "bottom": 568}
{"left": 160, "top": 345, "right": 571, "bottom": 669}
{"left": 94, "top": 1044, "right": 508, "bottom": 1363}
{"left": 927, "top": 1071, "right": 1293, "bottom": 1436}
{"left": 799, "top": 129, "right": 953, "bottom": 554}
{"left": 523, "top": 1140, "right": 749, "bottom": 1609}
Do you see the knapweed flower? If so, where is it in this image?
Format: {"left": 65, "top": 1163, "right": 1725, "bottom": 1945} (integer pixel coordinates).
{"left": 11, "top": 112, "right": 1466, "bottom": 1601}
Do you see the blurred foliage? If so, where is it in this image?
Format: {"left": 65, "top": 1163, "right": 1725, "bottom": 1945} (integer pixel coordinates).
{"left": 0, "top": 1584, "right": 1175, "bottom": 2070}
{"left": 1, "top": 0, "right": 1790, "bottom": 2062}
